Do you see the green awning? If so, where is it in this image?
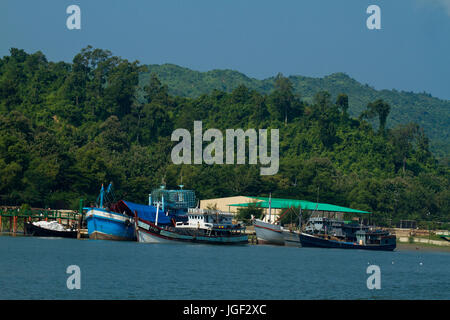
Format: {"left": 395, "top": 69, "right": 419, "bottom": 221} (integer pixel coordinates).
{"left": 229, "top": 196, "right": 370, "bottom": 214}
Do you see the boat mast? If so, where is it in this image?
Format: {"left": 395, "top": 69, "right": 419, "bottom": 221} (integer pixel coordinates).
{"left": 155, "top": 201, "right": 160, "bottom": 226}
{"left": 100, "top": 184, "right": 104, "bottom": 208}
{"left": 299, "top": 206, "right": 302, "bottom": 230}
{"left": 268, "top": 192, "right": 272, "bottom": 223}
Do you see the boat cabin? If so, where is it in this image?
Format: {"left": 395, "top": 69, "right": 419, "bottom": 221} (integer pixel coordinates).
{"left": 304, "top": 217, "right": 370, "bottom": 241}
{"left": 356, "top": 229, "right": 396, "bottom": 246}
{"left": 305, "top": 217, "right": 346, "bottom": 235}
{"left": 175, "top": 208, "right": 235, "bottom": 230}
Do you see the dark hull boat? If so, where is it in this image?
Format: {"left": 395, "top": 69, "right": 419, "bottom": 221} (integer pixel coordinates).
{"left": 136, "top": 218, "right": 248, "bottom": 244}
{"left": 134, "top": 206, "right": 248, "bottom": 245}
{"left": 24, "top": 222, "right": 78, "bottom": 238}
{"left": 299, "top": 217, "right": 396, "bottom": 251}
{"left": 299, "top": 232, "right": 396, "bottom": 251}
{"left": 127, "top": 186, "right": 248, "bottom": 245}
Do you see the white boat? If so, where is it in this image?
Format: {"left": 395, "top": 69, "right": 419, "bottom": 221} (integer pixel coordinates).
{"left": 252, "top": 219, "right": 284, "bottom": 245}
{"left": 252, "top": 193, "right": 302, "bottom": 246}
{"left": 253, "top": 219, "right": 302, "bottom": 246}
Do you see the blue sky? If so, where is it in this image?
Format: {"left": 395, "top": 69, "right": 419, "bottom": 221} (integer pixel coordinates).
{"left": 1, "top": 0, "right": 449, "bottom": 100}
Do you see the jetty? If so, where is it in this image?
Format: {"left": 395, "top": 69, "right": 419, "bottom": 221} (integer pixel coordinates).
{"left": 0, "top": 200, "right": 83, "bottom": 236}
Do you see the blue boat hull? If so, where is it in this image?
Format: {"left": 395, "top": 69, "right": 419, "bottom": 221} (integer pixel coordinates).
{"left": 85, "top": 208, "right": 136, "bottom": 241}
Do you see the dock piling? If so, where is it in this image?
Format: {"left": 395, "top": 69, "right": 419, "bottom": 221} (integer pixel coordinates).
{"left": 13, "top": 215, "right": 17, "bottom": 235}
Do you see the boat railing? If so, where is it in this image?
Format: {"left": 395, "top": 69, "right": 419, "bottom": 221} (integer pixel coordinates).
{"left": 187, "top": 208, "right": 233, "bottom": 216}
{"left": 175, "top": 221, "right": 215, "bottom": 229}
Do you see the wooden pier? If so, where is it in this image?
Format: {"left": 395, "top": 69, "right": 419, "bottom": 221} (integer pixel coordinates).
{"left": 0, "top": 204, "right": 81, "bottom": 236}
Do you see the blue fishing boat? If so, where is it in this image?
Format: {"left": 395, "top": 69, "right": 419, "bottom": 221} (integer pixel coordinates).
{"left": 85, "top": 184, "right": 136, "bottom": 241}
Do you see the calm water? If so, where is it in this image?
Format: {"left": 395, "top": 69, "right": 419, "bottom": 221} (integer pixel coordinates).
{"left": 0, "top": 235, "right": 449, "bottom": 299}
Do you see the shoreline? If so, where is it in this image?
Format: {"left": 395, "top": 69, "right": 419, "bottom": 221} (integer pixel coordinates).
{"left": 396, "top": 242, "right": 450, "bottom": 253}
{"left": 2, "top": 233, "right": 450, "bottom": 253}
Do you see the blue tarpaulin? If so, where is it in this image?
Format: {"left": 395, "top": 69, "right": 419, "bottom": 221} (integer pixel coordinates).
{"left": 120, "top": 200, "right": 171, "bottom": 224}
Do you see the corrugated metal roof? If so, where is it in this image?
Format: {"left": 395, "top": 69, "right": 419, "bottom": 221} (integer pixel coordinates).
{"left": 229, "top": 196, "right": 370, "bottom": 214}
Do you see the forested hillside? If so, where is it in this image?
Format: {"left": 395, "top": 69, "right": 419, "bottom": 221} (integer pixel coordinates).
{"left": 0, "top": 47, "right": 449, "bottom": 227}
{"left": 143, "top": 64, "right": 450, "bottom": 157}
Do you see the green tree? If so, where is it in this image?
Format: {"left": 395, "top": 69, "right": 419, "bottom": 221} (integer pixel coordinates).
{"left": 336, "top": 93, "right": 349, "bottom": 117}
{"left": 269, "top": 73, "right": 303, "bottom": 124}
{"left": 361, "top": 99, "right": 391, "bottom": 133}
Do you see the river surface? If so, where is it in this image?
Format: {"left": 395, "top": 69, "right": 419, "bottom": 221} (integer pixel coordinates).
{"left": 0, "top": 235, "right": 449, "bottom": 299}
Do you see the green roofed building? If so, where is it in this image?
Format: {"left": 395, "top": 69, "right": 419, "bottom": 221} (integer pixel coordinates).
{"left": 231, "top": 197, "right": 370, "bottom": 214}
{"left": 199, "top": 195, "right": 369, "bottom": 222}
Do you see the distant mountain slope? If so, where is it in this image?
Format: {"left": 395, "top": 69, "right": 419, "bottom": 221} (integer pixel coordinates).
{"left": 141, "top": 64, "right": 450, "bottom": 157}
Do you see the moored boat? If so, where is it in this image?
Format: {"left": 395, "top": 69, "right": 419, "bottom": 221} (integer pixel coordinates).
{"left": 85, "top": 184, "right": 136, "bottom": 241}
{"left": 85, "top": 207, "right": 135, "bottom": 241}
{"left": 252, "top": 193, "right": 284, "bottom": 245}
{"left": 299, "top": 231, "right": 396, "bottom": 251}
{"left": 252, "top": 219, "right": 284, "bottom": 245}
{"left": 282, "top": 228, "right": 301, "bottom": 247}
{"left": 299, "top": 217, "right": 396, "bottom": 251}
{"left": 132, "top": 185, "right": 247, "bottom": 245}
{"left": 135, "top": 207, "right": 248, "bottom": 245}
{"left": 253, "top": 202, "right": 302, "bottom": 246}
{"left": 24, "top": 221, "right": 78, "bottom": 238}
{"left": 253, "top": 219, "right": 301, "bottom": 246}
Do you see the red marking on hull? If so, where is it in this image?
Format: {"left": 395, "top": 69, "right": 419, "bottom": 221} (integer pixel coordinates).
{"left": 254, "top": 224, "right": 282, "bottom": 233}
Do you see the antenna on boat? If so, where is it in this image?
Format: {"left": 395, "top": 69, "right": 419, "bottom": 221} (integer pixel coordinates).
{"left": 179, "top": 171, "right": 184, "bottom": 190}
